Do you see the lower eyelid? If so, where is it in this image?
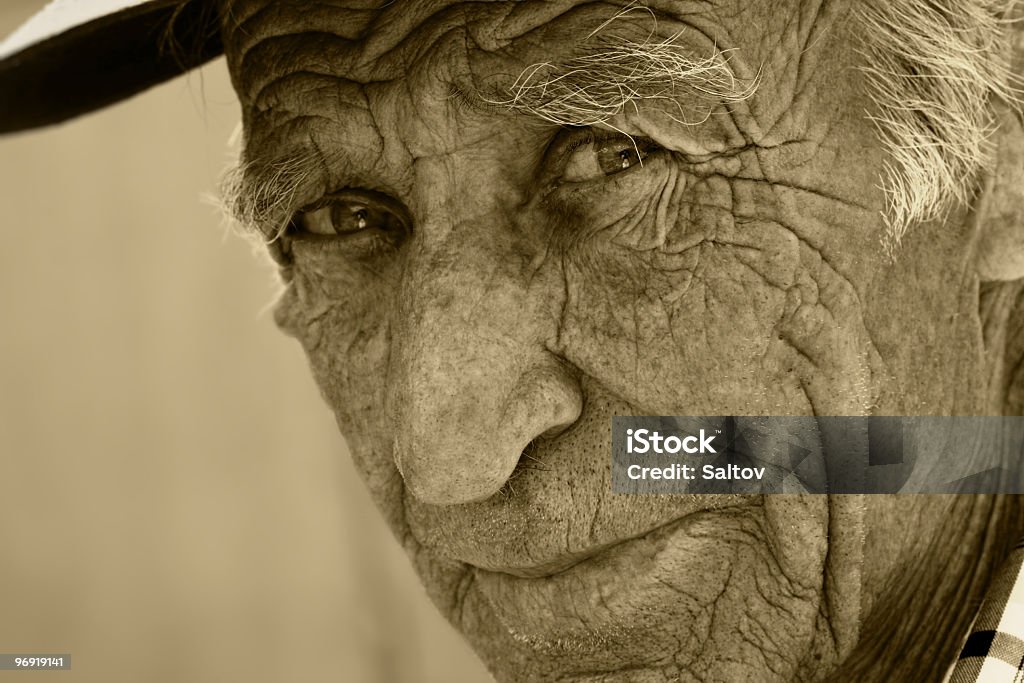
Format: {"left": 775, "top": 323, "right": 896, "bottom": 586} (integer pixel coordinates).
{"left": 289, "top": 228, "right": 400, "bottom": 263}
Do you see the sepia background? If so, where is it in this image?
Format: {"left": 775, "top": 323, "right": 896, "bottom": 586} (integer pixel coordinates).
{"left": 0, "top": 2, "right": 491, "bottom": 681}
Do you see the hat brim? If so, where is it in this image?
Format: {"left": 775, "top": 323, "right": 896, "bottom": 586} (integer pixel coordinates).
{"left": 0, "top": 1, "right": 223, "bottom": 134}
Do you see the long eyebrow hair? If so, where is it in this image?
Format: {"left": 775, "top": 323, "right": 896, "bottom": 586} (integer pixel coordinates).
{"left": 476, "top": 2, "right": 761, "bottom": 129}
{"left": 219, "top": 142, "right": 327, "bottom": 242}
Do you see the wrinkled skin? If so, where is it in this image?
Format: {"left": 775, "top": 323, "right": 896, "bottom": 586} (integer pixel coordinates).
{"left": 219, "top": 1, "right": 1024, "bottom": 680}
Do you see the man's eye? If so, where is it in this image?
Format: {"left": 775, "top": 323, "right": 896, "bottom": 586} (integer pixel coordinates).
{"left": 291, "top": 189, "right": 410, "bottom": 239}
{"left": 561, "top": 134, "right": 662, "bottom": 183}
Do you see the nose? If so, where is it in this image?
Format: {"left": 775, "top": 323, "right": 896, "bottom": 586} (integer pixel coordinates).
{"left": 390, "top": 352, "right": 582, "bottom": 505}
{"left": 386, "top": 227, "right": 581, "bottom": 506}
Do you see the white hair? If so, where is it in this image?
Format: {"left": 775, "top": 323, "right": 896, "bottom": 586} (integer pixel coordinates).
{"left": 220, "top": 147, "right": 322, "bottom": 242}
{"left": 480, "top": 3, "right": 759, "bottom": 130}
{"left": 856, "top": 0, "right": 1022, "bottom": 254}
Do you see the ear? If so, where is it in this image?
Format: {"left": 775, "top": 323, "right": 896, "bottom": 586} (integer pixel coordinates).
{"left": 975, "top": 101, "right": 1024, "bottom": 281}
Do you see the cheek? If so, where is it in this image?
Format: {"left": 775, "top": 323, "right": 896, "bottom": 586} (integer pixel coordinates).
{"left": 557, "top": 174, "right": 805, "bottom": 415}
{"left": 273, "top": 260, "right": 403, "bottom": 525}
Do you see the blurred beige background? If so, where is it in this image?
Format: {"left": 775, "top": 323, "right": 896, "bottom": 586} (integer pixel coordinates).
{"left": 0, "top": 3, "right": 490, "bottom": 682}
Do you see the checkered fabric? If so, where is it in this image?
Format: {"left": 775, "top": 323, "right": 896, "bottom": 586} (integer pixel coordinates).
{"left": 949, "top": 540, "right": 1024, "bottom": 682}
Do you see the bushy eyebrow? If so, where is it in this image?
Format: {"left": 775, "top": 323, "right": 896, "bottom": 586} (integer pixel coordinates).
{"left": 220, "top": 146, "right": 326, "bottom": 241}
{"left": 470, "top": 4, "right": 759, "bottom": 129}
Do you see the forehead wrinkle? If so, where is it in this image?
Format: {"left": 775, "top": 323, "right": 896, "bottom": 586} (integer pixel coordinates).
{"left": 233, "top": 3, "right": 608, "bottom": 152}
{"left": 223, "top": 1, "right": 381, "bottom": 104}
{"left": 224, "top": 0, "right": 639, "bottom": 105}
{"left": 223, "top": 0, "right": 382, "bottom": 48}
{"left": 226, "top": 1, "right": 469, "bottom": 104}
{"left": 222, "top": 0, "right": 774, "bottom": 107}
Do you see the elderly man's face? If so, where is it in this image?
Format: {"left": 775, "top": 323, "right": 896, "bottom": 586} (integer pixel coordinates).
{"left": 221, "top": 0, "right": 1010, "bottom": 679}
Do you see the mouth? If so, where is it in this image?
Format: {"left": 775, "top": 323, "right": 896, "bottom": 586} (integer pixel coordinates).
{"left": 455, "top": 498, "right": 775, "bottom": 674}
{"left": 471, "top": 495, "right": 760, "bottom": 579}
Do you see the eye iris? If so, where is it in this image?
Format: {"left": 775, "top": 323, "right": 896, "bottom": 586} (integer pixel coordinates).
{"left": 597, "top": 143, "right": 649, "bottom": 175}
{"left": 330, "top": 203, "right": 373, "bottom": 234}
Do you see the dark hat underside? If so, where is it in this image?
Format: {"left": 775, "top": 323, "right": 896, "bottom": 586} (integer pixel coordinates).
{"left": 0, "top": 0, "right": 223, "bottom": 134}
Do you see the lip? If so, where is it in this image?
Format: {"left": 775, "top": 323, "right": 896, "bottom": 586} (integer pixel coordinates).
{"left": 469, "top": 496, "right": 760, "bottom": 580}
{"left": 460, "top": 500, "right": 771, "bottom": 672}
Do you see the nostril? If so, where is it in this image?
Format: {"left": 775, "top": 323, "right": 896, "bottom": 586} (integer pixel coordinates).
{"left": 503, "top": 417, "right": 577, "bottom": 491}
{"left": 496, "top": 366, "right": 582, "bottom": 496}
{"left": 518, "top": 439, "right": 547, "bottom": 472}
{"left": 498, "top": 440, "right": 550, "bottom": 498}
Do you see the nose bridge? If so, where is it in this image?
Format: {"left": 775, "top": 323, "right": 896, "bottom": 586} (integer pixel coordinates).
{"left": 386, "top": 207, "right": 580, "bottom": 506}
